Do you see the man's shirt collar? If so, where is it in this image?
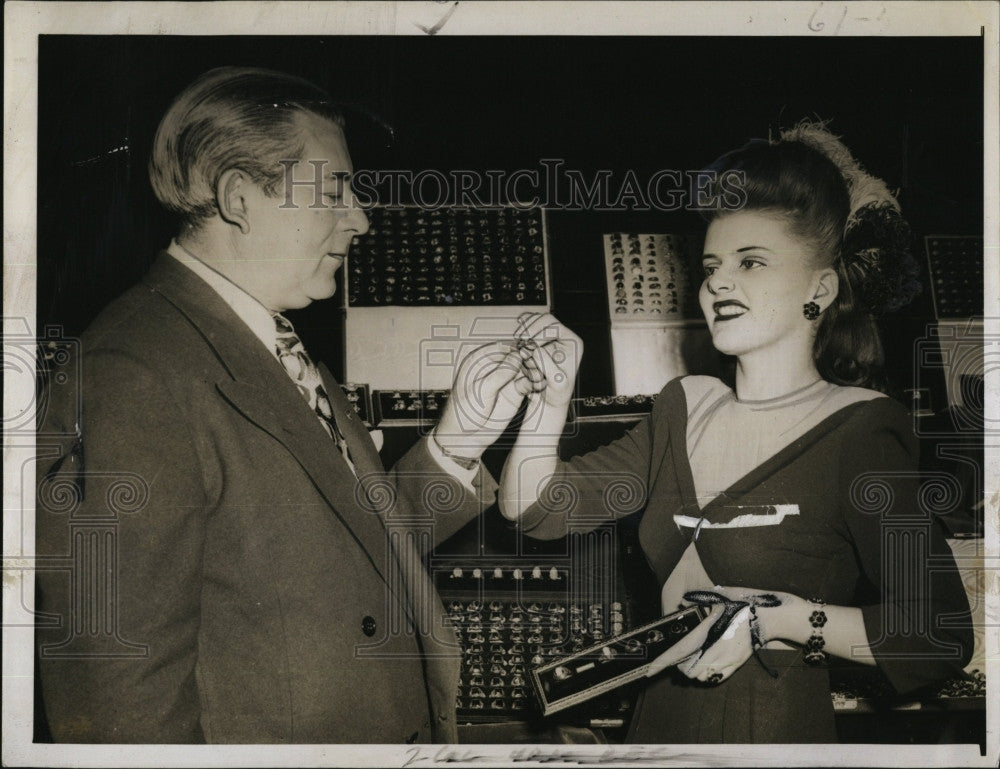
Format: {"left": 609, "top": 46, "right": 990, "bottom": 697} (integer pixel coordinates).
{"left": 167, "top": 240, "right": 279, "bottom": 359}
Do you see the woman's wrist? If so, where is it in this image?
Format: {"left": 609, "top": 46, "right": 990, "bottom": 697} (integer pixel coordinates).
{"left": 761, "top": 594, "right": 813, "bottom": 646}
{"left": 513, "top": 392, "right": 570, "bottom": 448}
{"left": 764, "top": 598, "right": 872, "bottom": 664}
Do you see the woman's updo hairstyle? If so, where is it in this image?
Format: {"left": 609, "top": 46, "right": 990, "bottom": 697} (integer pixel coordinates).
{"left": 700, "top": 120, "right": 921, "bottom": 390}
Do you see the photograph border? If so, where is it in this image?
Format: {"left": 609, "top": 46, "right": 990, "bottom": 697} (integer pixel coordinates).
{"left": 4, "top": 2, "right": 998, "bottom": 766}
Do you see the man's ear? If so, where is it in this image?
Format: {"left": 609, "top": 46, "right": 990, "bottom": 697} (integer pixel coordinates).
{"left": 812, "top": 268, "right": 839, "bottom": 311}
{"left": 216, "top": 169, "right": 251, "bottom": 234}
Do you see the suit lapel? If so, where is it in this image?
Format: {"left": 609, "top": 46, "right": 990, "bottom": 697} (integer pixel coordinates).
{"left": 145, "top": 254, "right": 460, "bottom": 730}
{"left": 318, "top": 362, "right": 385, "bottom": 480}
{"left": 144, "top": 253, "right": 391, "bottom": 583}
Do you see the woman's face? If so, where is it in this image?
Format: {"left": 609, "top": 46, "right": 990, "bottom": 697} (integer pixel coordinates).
{"left": 699, "top": 210, "right": 830, "bottom": 361}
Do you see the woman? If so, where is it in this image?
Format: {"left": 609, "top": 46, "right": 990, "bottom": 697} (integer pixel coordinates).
{"left": 498, "top": 122, "right": 972, "bottom": 743}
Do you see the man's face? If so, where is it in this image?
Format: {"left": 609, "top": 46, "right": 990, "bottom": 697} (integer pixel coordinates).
{"left": 241, "top": 113, "right": 369, "bottom": 311}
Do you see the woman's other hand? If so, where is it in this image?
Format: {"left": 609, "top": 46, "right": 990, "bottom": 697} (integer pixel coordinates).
{"left": 647, "top": 585, "right": 801, "bottom": 684}
{"left": 644, "top": 602, "right": 753, "bottom": 683}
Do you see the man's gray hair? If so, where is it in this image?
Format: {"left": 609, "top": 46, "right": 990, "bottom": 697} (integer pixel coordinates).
{"left": 148, "top": 66, "right": 344, "bottom": 227}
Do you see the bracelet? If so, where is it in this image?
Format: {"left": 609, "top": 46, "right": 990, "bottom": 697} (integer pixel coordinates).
{"left": 803, "top": 598, "right": 829, "bottom": 666}
{"left": 431, "top": 430, "right": 481, "bottom": 471}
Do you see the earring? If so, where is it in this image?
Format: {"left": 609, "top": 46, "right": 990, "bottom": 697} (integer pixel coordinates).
{"left": 803, "top": 301, "right": 821, "bottom": 321}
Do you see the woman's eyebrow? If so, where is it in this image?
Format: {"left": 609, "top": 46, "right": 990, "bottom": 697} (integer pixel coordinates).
{"left": 702, "top": 245, "right": 773, "bottom": 259}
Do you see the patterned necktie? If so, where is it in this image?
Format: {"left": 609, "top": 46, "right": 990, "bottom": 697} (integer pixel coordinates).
{"left": 272, "top": 313, "right": 356, "bottom": 476}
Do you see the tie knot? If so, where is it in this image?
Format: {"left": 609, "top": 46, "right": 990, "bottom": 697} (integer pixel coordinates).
{"left": 272, "top": 313, "right": 295, "bottom": 335}
{"left": 273, "top": 313, "right": 302, "bottom": 356}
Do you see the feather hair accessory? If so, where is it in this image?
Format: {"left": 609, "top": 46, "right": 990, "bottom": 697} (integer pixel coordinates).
{"left": 774, "top": 120, "right": 920, "bottom": 315}
{"left": 776, "top": 119, "right": 901, "bottom": 221}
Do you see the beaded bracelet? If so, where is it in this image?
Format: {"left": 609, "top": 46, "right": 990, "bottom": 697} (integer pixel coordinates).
{"left": 803, "top": 598, "right": 828, "bottom": 665}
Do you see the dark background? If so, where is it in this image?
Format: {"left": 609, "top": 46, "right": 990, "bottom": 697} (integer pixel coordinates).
{"left": 38, "top": 35, "right": 984, "bottom": 400}
{"left": 33, "top": 34, "right": 986, "bottom": 747}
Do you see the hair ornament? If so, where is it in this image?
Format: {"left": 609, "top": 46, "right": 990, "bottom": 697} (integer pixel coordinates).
{"left": 842, "top": 201, "right": 921, "bottom": 315}
{"left": 774, "top": 119, "right": 901, "bottom": 223}
{"left": 774, "top": 119, "right": 920, "bottom": 316}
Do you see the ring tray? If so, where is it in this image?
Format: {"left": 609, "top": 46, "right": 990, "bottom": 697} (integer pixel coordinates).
{"left": 530, "top": 604, "right": 709, "bottom": 717}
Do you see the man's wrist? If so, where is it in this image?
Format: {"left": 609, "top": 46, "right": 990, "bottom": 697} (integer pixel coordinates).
{"left": 430, "top": 429, "right": 482, "bottom": 470}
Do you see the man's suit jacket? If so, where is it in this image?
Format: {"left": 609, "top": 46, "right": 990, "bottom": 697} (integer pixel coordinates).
{"left": 35, "top": 253, "right": 495, "bottom": 743}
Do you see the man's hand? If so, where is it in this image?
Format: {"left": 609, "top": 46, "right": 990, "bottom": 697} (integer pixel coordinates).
{"left": 433, "top": 341, "right": 535, "bottom": 458}
{"left": 432, "top": 313, "right": 582, "bottom": 462}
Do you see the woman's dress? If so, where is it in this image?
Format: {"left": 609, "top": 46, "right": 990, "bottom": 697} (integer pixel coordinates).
{"left": 518, "top": 376, "right": 972, "bottom": 742}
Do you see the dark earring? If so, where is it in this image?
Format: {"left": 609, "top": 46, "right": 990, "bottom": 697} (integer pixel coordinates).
{"left": 803, "top": 301, "right": 821, "bottom": 321}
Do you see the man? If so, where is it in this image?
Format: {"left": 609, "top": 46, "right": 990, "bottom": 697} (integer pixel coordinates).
{"left": 35, "top": 67, "right": 530, "bottom": 743}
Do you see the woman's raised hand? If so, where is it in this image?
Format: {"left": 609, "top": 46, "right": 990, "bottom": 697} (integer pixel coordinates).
{"left": 513, "top": 312, "right": 583, "bottom": 409}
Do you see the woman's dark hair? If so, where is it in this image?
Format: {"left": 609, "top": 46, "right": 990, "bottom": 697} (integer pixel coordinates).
{"left": 699, "top": 124, "right": 919, "bottom": 391}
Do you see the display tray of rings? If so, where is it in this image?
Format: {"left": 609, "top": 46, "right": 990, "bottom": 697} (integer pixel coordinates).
{"left": 369, "top": 390, "right": 656, "bottom": 428}
{"left": 437, "top": 565, "right": 640, "bottom": 725}
{"left": 531, "top": 605, "right": 710, "bottom": 717}
{"left": 348, "top": 206, "right": 548, "bottom": 307}
{"left": 829, "top": 667, "right": 987, "bottom": 713}
{"left": 602, "top": 233, "right": 700, "bottom": 321}
{"left": 571, "top": 394, "right": 657, "bottom": 422}
{"left": 600, "top": 231, "right": 713, "bottom": 396}
{"left": 924, "top": 235, "right": 983, "bottom": 320}
{"left": 371, "top": 388, "right": 451, "bottom": 427}
{"left": 438, "top": 562, "right": 987, "bottom": 725}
